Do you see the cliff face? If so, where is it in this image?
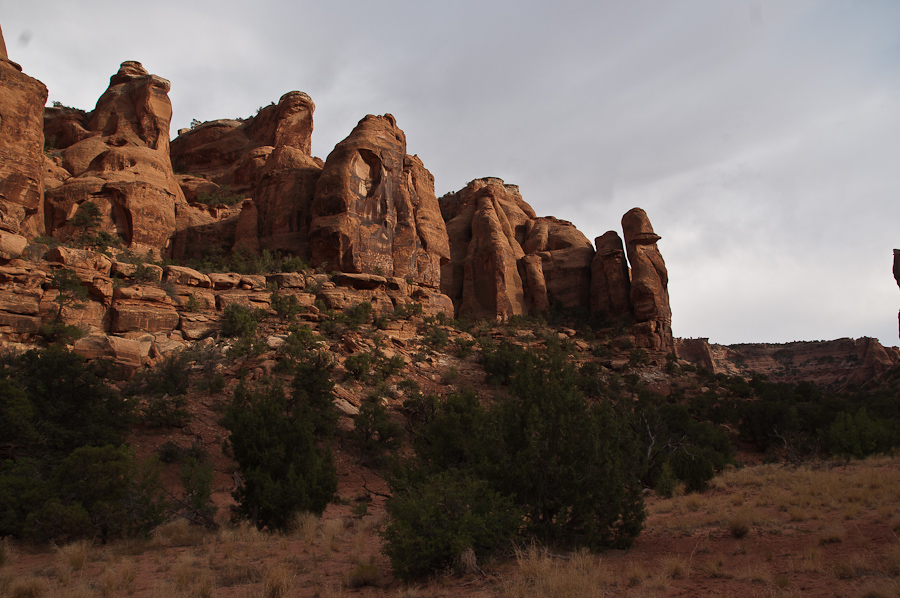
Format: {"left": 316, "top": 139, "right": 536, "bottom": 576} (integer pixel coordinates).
{"left": 0, "top": 39, "right": 675, "bottom": 354}
{"left": 43, "top": 62, "right": 184, "bottom": 257}
{"left": 675, "top": 337, "right": 900, "bottom": 388}
{"left": 308, "top": 114, "right": 449, "bottom": 289}
{"left": 0, "top": 29, "right": 48, "bottom": 241}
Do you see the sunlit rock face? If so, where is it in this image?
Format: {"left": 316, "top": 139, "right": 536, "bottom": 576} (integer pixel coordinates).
{"left": 43, "top": 61, "right": 183, "bottom": 256}
{"left": 0, "top": 25, "right": 49, "bottom": 239}
{"left": 309, "top": 114, "right": 450, "bottom": 288}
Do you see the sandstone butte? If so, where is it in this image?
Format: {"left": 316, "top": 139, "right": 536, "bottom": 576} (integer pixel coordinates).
{"left": 0, "top": 41, "right": 679, "bottom": 356}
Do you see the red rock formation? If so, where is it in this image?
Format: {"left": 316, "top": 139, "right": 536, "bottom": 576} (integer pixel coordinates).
{"left": 43, "top": 61, "right": 184, "bottom": 256}
{"left": 440, "top": 178, "right": 594, "bottom": 320}
{"left": 171, "top": 91, "right": 323, "bottom": 258}
{"left": 440, "top": 179, "right": 531, "bottom": 319}
{"left": 308, "top": 115, "right": 450, "bottom": 287}
{"left": 522, "top": 216, "right": 594, "bottom": 312}
{"left": 622, "top": 208, "right": 673, "bottom": 352}
{"left": 253, "top": 92, "right": 322, "bottom": 256}
{"left": 590, "top": 231, "right": 632, "bottom": 322}
{"left": 0, "top": 30, "right": 48, "bottom": 239}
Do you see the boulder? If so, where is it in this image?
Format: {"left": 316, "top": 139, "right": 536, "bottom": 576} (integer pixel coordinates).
{"left": 163, "top": 265, "right": 211, "bottom": 288}
{"left": 179, "top": 314, "right": 218, "bottom": 340}
{"left": 208, "top": 272, "right": 242, "bottom": 290}
{"left": 73, "top": 332, "right": 149, "bottom": 368}
{"left": 0, "top": 42, "right": 48, "bottom": 237}
{"left": 43, "top": 61, "right": 184, "bottom": 256}
{"left": 112, "top": 299, "right": 179, "bottom": 333}
{"left": 45, "top": 246, "right": 113, "bottom": 274}
{"left": 266, "top": 272, "right": 305, "bottom": 289}
{"left": 0, "top": 231, "right": 27, "bottom": 260}
{"left": 308, "top": 114, "right": 450, "bottom": 286}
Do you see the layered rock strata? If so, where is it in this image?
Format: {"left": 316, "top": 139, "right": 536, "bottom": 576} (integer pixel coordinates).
{"left": 675, "top": 337, "right": 900, "bottom": 389}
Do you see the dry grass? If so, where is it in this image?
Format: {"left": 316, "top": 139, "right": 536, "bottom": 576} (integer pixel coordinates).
{"left": 173, "top": 554, "right": 195, "bottom": 591}
{"left": 6, "top": 577, "right": 48, "bottom": 598}
{"left": 346, "top": 561, "right": 380, "bottom": 588}
{"left": 151, "top": 518, "right": 208, "bottom": 548}
{"left": 0, "top": 539, "right": 11, "bottom": 568}
{"left": 503, "top": 544, "right": 611, "bottom": 598}
{"left": 858, "top": 580, "right": 900, "bottom": 598}
{"left": 291, "top": 511, "right": 320, "bottom": 545}
{"left": 698, "top": 553, "right": 727, "bottom": 578}
{"left": 320, "top": 518, "right": 347, "bottom": 555}
{"left": 726, "top": 506, "right": 757, "bottom": 539}
{"left": 661, "top": 554, "right": 689, "bottom": 579}
{"left": 817, "top": 524, "right": 846, "bottom": 545}
{"left": 262, "top": 562, "right": 294, "bottom": 598}
{"left": 57, "top": 541, "right": 90, "bottom": 572}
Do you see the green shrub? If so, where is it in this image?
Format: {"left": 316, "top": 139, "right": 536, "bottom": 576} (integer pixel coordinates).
{"left": 386, "top": 344, "right": 646, "bottom": 578}
{"left": 142, "top": 394, "right": 191, "bottom": 428}
{"left": 393, "top": 302, "right": 423, "bottom": 320}
{"left": 180, "top": 456, "right": 216, "bottom": 523}
{"left": 352, "top": 394, "right": 404, "bottom": 464}
{"left": 0, "top": 348, "right": 163, "bottom": 542}
{"left": 345, "top": 302, "right": 373, "bottom": 329}
{"left": 454, "top": 338, "right": 477, "bottom": 358}
{"left": 382, "top": 469, "right": 522, "bottom": 580}
{"left": 291, "top": 349, "right": 337, "bottom": 438}
{"left": 375, "top": 353, "right": 405, "bottom": 380}
{"left": 126, "top": 352, "right": 191, "bottom": 398}
{"left": 344, "top": 352, "right": 373, "bottom": 381}
{"left": 48, "top": 268, "right": 88, "bottom": 321}
{"left": 36, "top": 320, "right": 85, "bottom": 345}
{"left": 421, "top": 326, "right": 449, "bottom": 351}
{"left": 195, "top": 185, "right": 244, "bottom": 207}
{"left": 827, "top": 408, "right": 893, "bottom": 459}
{"left": 654, "top": 462, "right": 677, "bottom": 498}
{"left": 270, "top": 292, "right": 303, "bottom": 321}
{"left": 221, "top": 304, "right": 264, "bottom": 338}
{"left": 224, "top": 381, "right": 337, "bottom": 530}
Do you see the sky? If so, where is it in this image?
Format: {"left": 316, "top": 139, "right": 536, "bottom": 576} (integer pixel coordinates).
{"left": 3, "top": 0, "right": 900, "bottom": 347}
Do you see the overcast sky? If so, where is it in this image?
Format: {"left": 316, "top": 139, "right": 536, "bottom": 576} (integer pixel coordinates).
{"left": 4, "top": 1, "right": 900, "bottom": 347}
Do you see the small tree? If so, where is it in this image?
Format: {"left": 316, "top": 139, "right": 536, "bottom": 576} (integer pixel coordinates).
{"left": 48, "top": 268, "right": 88, "bottom": 320}
{"left": 382, "top": 469, "right": 522, "bottom": 579}
{"left": 223, "top": 381, "right": 337, "bottom": 530}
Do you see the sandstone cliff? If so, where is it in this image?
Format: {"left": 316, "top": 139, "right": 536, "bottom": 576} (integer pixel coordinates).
{"left": 0, "top": 27, "right": 48, "bottom": 242}
{"left": 308, "top": 114, "right": 450, "bottom": 288}
{"left": 170, "top": 91, "right": 323, "bottom": 260}
{"left": 0, "top": 39, "right": 675, "bottom": 354}
{"left": 439, "top": 178, "right": 673, "bottom": 351}
{"left": 43, "top": 61, "right": 184, "bottom": 257}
